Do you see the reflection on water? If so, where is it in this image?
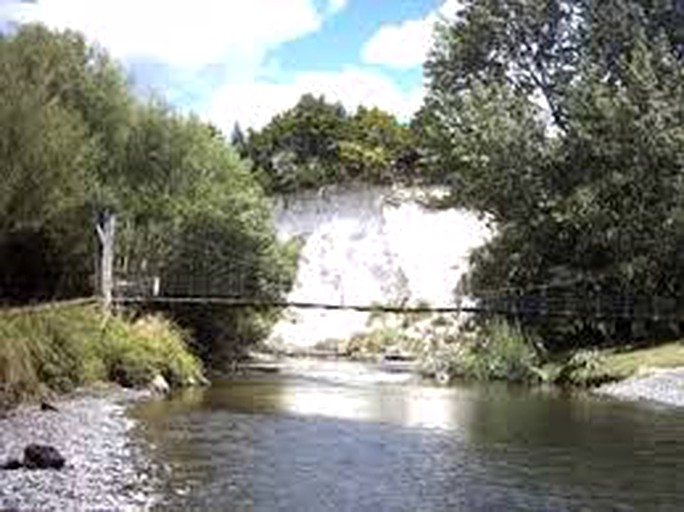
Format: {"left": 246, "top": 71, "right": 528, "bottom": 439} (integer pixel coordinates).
{"left": 131, "top": 360, "right": 684, "bottom": 511}
{"left": 278, "top": 382, "right": 463, "bottom": 430}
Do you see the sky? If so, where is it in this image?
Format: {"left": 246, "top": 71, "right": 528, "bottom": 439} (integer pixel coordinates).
{"left": 0, "top": 0, "right": 462, "bottom": 133}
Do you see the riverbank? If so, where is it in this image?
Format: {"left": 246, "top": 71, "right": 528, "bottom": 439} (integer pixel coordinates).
{"left": 0, "top": 303, "right": 204, "bottom": 409}
{"left": 305, "top": 330, "right": 684, "bottom": 408}
{"left": 596, "top": 367, "right": 684, "bottom": 407}
{"left": 583, "top": 341, "right": 684, "bottom": 407}
{"left": 0, "top": 386, "right": 158, "bottom": 510}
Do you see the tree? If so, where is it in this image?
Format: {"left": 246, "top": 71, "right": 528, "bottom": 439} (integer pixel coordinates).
{"left": 0, "top": 25, "right": 297, "bottom": 362}
{"left": 230, "top": 122, "right": 247, "bottom": 158}
{"left": 245, "top": 95, "right": 418, "bottom": 192}
{"left": 0, "top": 24, "right": 128, "bottom": 300}
{"left": 116, "top": 102, "right": 297, "bottom": 363}
{"left": 421, "top": 0, "right": 684, "bottom": 347}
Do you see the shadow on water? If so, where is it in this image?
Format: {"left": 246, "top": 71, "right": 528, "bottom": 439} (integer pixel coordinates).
{"left": 130, "top": 362, "right": 684, "bottom": 511}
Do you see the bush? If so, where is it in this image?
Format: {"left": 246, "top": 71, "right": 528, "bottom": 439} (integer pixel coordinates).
{"left": 421, "top": 320, "right": 541, "bottom": 383}
{"left": 345, "top": 326, "right": 424, "bottom": 360}
{"left": 102, "top": 314, "right": 203, "bottom": 388}
{"left": 0, "top": 303, "right": 203, "bottom": 407}
{"left": 555, "top": 349, "right": 608, "bottom": 387}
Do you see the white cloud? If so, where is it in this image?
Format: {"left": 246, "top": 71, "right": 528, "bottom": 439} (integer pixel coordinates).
{"left": 208, "top": 68, "right": 423, "bottom": 131}
{"left": 327, "top": 0, "right": 348, "bottom": 15}
{"left": 1, "top": 0, "right": 323, "bottom": 69}
{"left": 1, "top": 0, "right": 424, "bottom": 136}
{"left": 361, "top": 0, "right": 463, "bottom": 69}
{"left": 362, "top": 17, "right": 433, "bottom": 70}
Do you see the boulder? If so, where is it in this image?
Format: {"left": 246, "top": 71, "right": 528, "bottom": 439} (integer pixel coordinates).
{"left": 149, "top": 374, "right": 170, "bottom": 395}
{"left": 1, "top": 458, "right": 23, "bottom": 470}
{"left": 23, "top": 444, "right": 65, "bottom": 470}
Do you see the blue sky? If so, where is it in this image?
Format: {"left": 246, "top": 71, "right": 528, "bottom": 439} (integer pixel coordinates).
{"left": 0, "top": 0, "right": 461, "bottom": 132}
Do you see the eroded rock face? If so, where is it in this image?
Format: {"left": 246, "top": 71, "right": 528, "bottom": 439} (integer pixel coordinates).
{"left": 23, "top": 444, "right": 65, "bottom": 470}
{"left": 269, "top": 185, "right": 491, "bottom": 349}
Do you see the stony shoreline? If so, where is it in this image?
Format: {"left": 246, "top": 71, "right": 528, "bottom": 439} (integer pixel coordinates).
{"left": 0, "top": 386, "right": 159, "bottom": 510}
{"left": 596, "top": 367, "right": 684, "bottom": 408}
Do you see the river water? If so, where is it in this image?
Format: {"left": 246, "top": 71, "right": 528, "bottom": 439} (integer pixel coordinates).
{"left": 128, "top": 359, "right": 684, "bottom": 511}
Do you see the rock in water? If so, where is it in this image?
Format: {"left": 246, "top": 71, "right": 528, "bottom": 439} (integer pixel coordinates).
{"left": 435, "top": 371, "right": 451, "bottom": 385}
{"left": 23, "top": 444, "right": 66, "bottom": 470}
{"left": 150, "top": 374, "right": 170, "bottom": 395}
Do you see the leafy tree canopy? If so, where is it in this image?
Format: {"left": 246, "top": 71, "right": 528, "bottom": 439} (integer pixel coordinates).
{"left": 0, "top": 24, "right": 295, "bottom": 363}
{"left": 244, "top": 94, "right": 419, "bottom": 193}
{"left": 421, "top": 0, "right": 684, "bottom": 347}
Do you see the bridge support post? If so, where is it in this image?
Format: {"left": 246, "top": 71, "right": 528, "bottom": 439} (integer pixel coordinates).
{"left": 96, "top": 210, "right": 116, "bottom": 312}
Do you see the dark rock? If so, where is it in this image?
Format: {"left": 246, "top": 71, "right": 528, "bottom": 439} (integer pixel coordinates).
{"left": 1, "top": 458, "right": 23, "bottom": 470}
{"left": 23, "top": 444, "right": 65, "bottom": 470}
{"left": 40, "top": 401, "right": 59, "bottom": 412}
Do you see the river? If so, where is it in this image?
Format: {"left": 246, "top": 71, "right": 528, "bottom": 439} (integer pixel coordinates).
{"left": 125, "top": 359, "right": 684, "bottom": 511}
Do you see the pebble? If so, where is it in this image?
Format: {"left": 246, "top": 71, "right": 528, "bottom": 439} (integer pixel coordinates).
{"left": 596, "top": 368, "right": 684, "bottom": 407}
{"left": 0, "top": 389, "right": 160, "bottom": 510}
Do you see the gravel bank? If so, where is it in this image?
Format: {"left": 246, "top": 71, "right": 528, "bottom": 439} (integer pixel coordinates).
{"left": 0, "top": 387, "right": 159, "bottom": 510}
{"left": 596, "top": 368, "right": 684, "bottom": 407}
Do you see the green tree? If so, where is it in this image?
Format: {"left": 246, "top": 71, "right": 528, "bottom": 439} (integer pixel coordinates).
{"left": 0, "top": 24, "right": 129, "bottom": 300}
{"left": 0, "top": 25, "right": 296, "bottom": 362}
{"left": 230, "top": 122, "right": 247, "bottom": 158}
{"left": 422, "top": 0, "right": 684, "bottom": 347}
{"left": 245, "top": 94, "right": 348, "bottom": 192}
{"left": 245, "top": 95, "right": 419, "bottom": 192}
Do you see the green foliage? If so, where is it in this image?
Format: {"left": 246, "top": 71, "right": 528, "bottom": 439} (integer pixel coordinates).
{"left": 244, "top": 95, "right": 418, "bottom": 193}
{"left": 422, "top": 321, "right": 541, "bottom": 383}
{"left": 345, "top": 327, "right": 409, "bottom": 359}
{"left": 555, "top": 349, "right": 607, "bottom": 387}
{"left": 0, "top": 304, "right": 203, "bottom": 408}
{"left": 101, "top": 314, "right": 203, "bottom": 388}
{"left": 420, "top": 0, "right": 684, "bottom": 349}
{"left": 0, "top": 25, "right": 297, "bottom": 361}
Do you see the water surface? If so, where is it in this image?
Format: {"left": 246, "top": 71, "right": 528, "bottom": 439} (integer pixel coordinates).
{"left": 131, "top": 360, "right": 684, "bottom": 511}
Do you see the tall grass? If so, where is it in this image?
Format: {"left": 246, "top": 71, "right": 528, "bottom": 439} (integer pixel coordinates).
{"left": 0, "top": 303, "right": 203, "bottom": 408}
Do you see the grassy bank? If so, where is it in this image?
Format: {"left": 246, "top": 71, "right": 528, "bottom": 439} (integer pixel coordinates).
{"left": 333, "top": 314, "right": 684, "bottom": 388}
{"left": 0, "top": 302, "right": 203, "bottom": 409}
{"left": 547, "top": 341, "right": 684, "bottom": 387}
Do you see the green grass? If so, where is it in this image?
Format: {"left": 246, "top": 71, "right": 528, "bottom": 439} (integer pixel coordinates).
{"left": 601, "top": 342, "right": 684, "bottom": 375}
{"left": 581, "top": 341, "right": 684, "bottom": 384}
{"left": 539, "top": 341, "right": 684, "bottom": 387}
{"left": 0, "top": 303, "right": 204, "bottom": 408}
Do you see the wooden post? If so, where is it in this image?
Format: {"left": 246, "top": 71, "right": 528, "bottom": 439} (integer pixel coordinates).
{"left": 96, "top": 210, "right": 116, "bottom": 312}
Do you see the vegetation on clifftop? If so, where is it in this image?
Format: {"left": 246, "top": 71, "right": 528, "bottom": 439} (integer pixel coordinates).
{"left": 239, "top": 95, "right": 421, "bottom": 193}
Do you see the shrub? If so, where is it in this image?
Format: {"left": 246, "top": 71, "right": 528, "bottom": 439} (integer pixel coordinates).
{"left": 0, "top": 303, "right": 204, "bottom": 407}
{"left": 421, "top": 320, "right": 541, "bottom": 383}
{"left": 555, "top": 349, "right": 608, "bottom": 387}
{"left": 102, "top": 314, "right": 203, "bottom": 388}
